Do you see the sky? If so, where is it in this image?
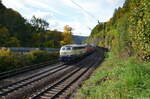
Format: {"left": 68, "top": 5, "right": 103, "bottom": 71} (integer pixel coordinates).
{"left": 2, "top": 0, "right": 125, "bottom": 36}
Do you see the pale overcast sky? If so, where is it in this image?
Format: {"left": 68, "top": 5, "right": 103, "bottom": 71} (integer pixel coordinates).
{"left": 3, "top": 0, "right": 125, "bottom": 36}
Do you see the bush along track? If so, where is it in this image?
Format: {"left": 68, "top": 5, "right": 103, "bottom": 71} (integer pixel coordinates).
{"left": 0, "top": 49, "right": 59, "bottom": 73}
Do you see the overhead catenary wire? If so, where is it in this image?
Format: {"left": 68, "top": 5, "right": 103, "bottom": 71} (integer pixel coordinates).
{"left": 70, "top": 0, "right": 101, "bottom": 31}
{"left": 70, "top": 0, "right": 99, "bottom": 22}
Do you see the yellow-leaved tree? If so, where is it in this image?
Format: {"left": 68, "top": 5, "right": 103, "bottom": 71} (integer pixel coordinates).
{"left": 60, "top": 25, "right": 75, "bottom": 45}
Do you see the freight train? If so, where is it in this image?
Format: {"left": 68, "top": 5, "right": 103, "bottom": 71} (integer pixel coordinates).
{"left": 59, "top": 44, "right": 95, "bottom": 62}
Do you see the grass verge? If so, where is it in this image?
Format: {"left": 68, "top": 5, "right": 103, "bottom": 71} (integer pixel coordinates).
{"left": 74, "top": 52, "right": 150, "bottom": 99}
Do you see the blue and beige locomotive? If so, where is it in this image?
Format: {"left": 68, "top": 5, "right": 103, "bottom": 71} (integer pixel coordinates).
{"left": 59, "top": 44, "right": 95, "bottom": 62}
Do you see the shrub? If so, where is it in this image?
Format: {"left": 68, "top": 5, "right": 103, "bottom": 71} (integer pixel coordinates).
{"left": 0, "top": 49, "right": 59, "bottom": 72}
{"left": 0, "top": 48, "right": 14, "bottom": 71}
{"left": 28, "top": 50, "right": 58, "bottom": 63}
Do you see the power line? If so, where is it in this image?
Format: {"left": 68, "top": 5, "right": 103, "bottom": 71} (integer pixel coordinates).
{"left": 70, "top": 0, "right": 98, "bottom": 22}
{"left": 70, "top": 0, "right": 100, "bottom": 32}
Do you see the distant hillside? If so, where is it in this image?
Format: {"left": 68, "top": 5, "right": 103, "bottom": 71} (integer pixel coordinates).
{"left": 0, "top": 1, "right": 66, "bottom": 48}
{"left": 72, "top": 35, "right": 88, "bottom": 44}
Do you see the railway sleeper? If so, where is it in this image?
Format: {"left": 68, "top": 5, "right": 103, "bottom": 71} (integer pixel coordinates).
{"left": 46, "top": 91, "right": 57, "bottom": 94}
{"left": 2, "top": 88, "right": 10, "bottom": 92}
{"left": 57, "top": 84, "right": 67, "bottom": 87}
{"left": 43, "top": 93, "right": 54, "bottom": 97}
{"left": 58, "top": 96, "right": 67, "bottom": 99}
{"left": 40, "top": 96, "right": 51, "bottom": 99}
{"left": 54, "top": 86, "right": 65, "bottom": 90}
{"left": 51, "top": 89, "right": 62, "bottom": 92}
{"left": 8, "top": 86, "right": 16, "bottom": 90}
{"left": 0, "top": 91, "right": 3, "bottom": 94}
{"left": 59, "top": 83, "right": 70, "bottom": 87}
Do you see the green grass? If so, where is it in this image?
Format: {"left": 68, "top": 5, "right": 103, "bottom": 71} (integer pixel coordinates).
{"left": 74, "top": 53, "right": 150, "bottom": 99}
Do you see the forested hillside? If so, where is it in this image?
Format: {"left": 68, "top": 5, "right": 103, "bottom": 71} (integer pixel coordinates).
{"left": 0, "top": 0, "right": 74, "bottom": 48}
{"left": 72, "top": 35, "right": 87, "bottom": 44}
{"left": 87, "top": 0, "right": 150, "bottom": 61}
{"left": 74, "top": 1, "right": 150, "bottom": 98}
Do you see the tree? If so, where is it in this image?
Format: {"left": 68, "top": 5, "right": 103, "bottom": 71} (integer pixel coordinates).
{"left": 30, "top": 16, "right": 49, "bottom": 47}
{"left": 0, "top": 0, "right": 2, "bottom": 6}
{"left": 6, "top": 37, "right": 20, "bottom": 47}
{"left": 30, "top": 16, "right": 49, "bottom": 32}
{"left": 0, "top": 26, "right": 9, "bottom": 46}
{"left": 64, "top": 25, "right": 72, "bottom": 34}
{"left": 44, "top": 30, "right": 63, "bottom": 48}
{"left": 60, "top": 25, "right": 74, "bottom": 45}
{"left": 0, "top": 6, "right": 33, "bottom": 46}
{"left": 0, "top": 0, "right": 5, "bottom": 9}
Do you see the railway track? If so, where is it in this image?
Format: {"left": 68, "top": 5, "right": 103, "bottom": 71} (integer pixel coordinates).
{"left": 0, "top": 48, "right": 103, "bottom": 99}
{"left": 30, "top": 49, "right": 101, "bottom": 99}
{"left": 0, "top": 63, "right": 73, "bottom": 98}
{"left": 0, "top": 60, "right": 58, "bottom": 80}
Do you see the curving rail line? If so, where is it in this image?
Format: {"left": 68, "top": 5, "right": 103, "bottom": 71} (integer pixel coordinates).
{"left": 0, "top": 63, "right": 68, "bottom": 97}
{"left": 0, "top": 60, "right": 58, "bottom": 80}
{"left": 30, "top": 49, "right": 101, "bottom": 99}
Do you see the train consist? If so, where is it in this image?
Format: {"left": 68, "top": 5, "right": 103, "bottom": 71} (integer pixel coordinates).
{"left": 59, "top": 44, "right": 95, "bottom": 62}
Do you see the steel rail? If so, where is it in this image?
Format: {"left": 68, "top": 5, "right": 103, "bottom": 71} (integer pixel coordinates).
{"left": 0, "top": 63, "right": 67, "bottom": 96}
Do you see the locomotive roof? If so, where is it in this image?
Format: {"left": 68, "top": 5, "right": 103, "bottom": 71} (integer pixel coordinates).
{"left": 62, "top": 44, "right": 87, "bottom": 48}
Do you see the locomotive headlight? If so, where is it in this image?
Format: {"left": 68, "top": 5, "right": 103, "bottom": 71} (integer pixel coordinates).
{"left": 69, "top": 52, "right": 73, "bottom": 55}
{"left": 63, "top": 52, "right": 66, "bottom": 55}
{"left": 60, "top": 52, "right": 66, "bottom": 56}
{"left": 68, "top": 54, "right": 72, "bottom": 56}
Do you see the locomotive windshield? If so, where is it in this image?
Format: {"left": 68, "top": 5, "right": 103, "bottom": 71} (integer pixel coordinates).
{"left": 61, "top": 47, "right": 66, "bottom": 50}
{"left": 61, "top": 47, "right": 72, "bottom": 50}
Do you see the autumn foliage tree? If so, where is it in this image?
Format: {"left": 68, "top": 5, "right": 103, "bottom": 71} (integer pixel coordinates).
{"left": 61, "top": 25, "right": 74, "bottom": 45}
